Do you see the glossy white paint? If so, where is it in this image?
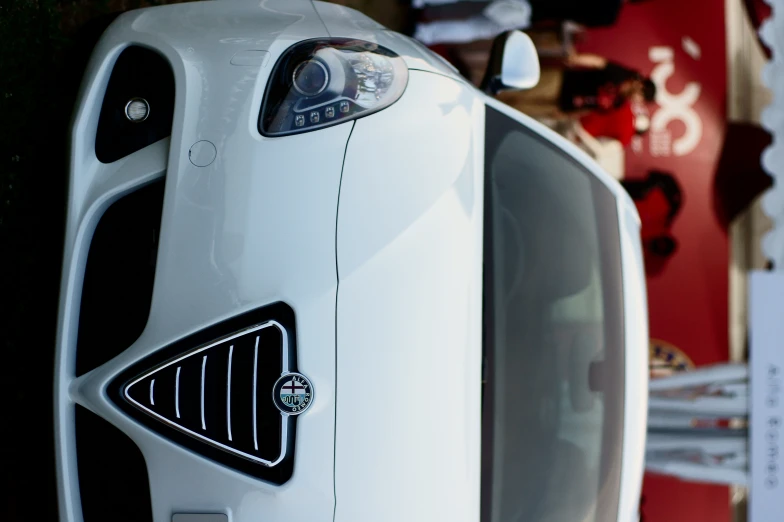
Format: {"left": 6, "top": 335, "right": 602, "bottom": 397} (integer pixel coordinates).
{"left": 335, "top": 71, "right": 485, "bottom": 522}
{"left": 56, "top": 2, "right": 346, "bottom": 522}
{"left": 616, "top": 196, "right": 650, "bottom": 522}
{"left": 55, "top": 2, "right": 648, "bottom": 522}
{"left": 501, "top": 31, "right": 541, "bottom": 90}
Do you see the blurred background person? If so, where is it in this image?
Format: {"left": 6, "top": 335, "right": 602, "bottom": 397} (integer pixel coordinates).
{"left": 496, "top": 51, "right": 656, "bottom": 126}
{"left": 410, "top": 0, "right": 650, "bottom": 45}
{"left": 577, "top": 98, "right": 651, "bottom": 146}
{"left": 413, "top": 0, "right": 532, "bottom": 45}
{"left": 621, "top": 171, "right": 683, "bottom": 276}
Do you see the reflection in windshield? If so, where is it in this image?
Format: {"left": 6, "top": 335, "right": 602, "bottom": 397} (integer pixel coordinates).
{"left": 481, "top": 107, "right": 625, "bottom": 522}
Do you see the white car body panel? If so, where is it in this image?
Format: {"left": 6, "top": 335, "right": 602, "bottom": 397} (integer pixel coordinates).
{"left": 616, "top": 199, "right": 649, "bottom": 522}
{"left": 336, "top": 71, "right": 485, "bottom": 522}
{"left": 54, "top": 1, "right": 648, "bottom": 521}
{"left": 58, "top": 2, "right": 346, "bottom": 521}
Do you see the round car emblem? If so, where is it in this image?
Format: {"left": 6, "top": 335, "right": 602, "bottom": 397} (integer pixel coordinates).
{"left": 272, "top": 373, "right": 314, "bottom": 415}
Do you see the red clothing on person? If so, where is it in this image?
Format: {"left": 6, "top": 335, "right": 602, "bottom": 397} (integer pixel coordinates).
{"left": 634, "top": 186, "right": 671, "bottom": 240}
{"left": 579, "top": 101, "right": 636, "bottom": 145}
{"left": 572, "top": 83, "right": 620, "bottom": 111}
{"left": 633, "top": 185, "right": 677, "bottom": 276}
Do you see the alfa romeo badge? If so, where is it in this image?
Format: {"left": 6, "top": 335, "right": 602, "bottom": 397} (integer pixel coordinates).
{"left": 272, "top": 373, "right": 314, "bottom": 415}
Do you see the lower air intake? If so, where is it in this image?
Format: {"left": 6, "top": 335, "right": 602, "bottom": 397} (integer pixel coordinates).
{"left": 75, "top": 178, "right": 165, "bottom": 377}
{"left": 75, "top": 405, "right": 153, "bottom": 522}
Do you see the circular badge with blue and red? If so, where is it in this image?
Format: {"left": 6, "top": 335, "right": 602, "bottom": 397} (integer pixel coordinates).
{"left": 272, "top": 372, "right": 314, "bottom": 415}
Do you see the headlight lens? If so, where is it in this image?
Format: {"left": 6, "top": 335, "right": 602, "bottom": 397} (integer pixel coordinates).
{"left": 259, "top": 39, "right": 409, "bottom": 136}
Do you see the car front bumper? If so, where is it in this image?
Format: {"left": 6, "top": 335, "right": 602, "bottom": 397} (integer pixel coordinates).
{"left": 58, "top": 2, "right": 349, "bottom": 521}
{"left": 55, "top": 2, "right": 483, "bottom": 522}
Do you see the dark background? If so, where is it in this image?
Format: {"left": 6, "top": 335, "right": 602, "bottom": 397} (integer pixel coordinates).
{"left": 2, "top": 1, "right": 83, "bottom": 519}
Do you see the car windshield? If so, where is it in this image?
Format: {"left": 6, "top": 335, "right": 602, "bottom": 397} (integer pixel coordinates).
{"left": 481, "top": 106, "right": 625, "bottom": 522}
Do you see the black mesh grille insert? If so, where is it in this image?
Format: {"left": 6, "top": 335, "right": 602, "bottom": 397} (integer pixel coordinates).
{"left": 75, "top": 179, "right": 165, "bottom": 376}
{"left": 75, "top": 405, "right": 153, "bottom": 522}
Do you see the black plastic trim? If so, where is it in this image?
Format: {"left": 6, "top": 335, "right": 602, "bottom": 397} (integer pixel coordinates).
{"left": 95, "top": 46, "right": 175, "bottom": 163}
{"left": 75, "top": 178, "right": 165, "bottom": 377}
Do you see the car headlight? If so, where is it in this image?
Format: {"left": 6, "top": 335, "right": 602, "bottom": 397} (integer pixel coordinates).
{"left": 259, "top": 39, "right": 409, "bottom": 136}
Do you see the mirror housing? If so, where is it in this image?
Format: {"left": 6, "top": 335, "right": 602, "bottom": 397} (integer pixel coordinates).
{"left": 481, "top": 30, "right": 540, "bottom": 95}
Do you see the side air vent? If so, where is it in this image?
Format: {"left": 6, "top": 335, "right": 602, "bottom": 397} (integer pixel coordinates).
{"left": 109, "top": 303, "right": 299, "bottom": 485}
{"left": 75, "top": 405, "right": 153, "bottom": 522}
{"left": 75, "top": 179, "right": 165, "bottom": 377}
{"left": 95, "top": 46, "right": 175, "bottom": 163}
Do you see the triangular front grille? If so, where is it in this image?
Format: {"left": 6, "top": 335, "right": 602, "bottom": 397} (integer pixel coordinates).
{"left": 124, "top": 321, "right": 287, "bottom": 466}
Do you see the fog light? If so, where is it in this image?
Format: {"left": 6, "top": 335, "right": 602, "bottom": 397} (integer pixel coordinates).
{"left": 125, "top": 98, "right": 150, "bottom": 123}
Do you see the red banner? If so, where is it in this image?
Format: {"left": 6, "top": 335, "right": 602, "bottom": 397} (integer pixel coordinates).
{"left": 578, "top": 1, "right": 730, "bottom": 520}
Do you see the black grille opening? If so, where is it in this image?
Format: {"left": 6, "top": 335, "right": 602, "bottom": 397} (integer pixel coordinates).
{"left": 75, "top": 405, "right": 153, "bottom": 522}
{"left": 75, "top": 179, "right": 165, "bottom": 376}
{"left": 123, "top": 322, "right": 284, "bottom": 463}
{"left": 108, "top": 303, "right": 298, "bottom": 484}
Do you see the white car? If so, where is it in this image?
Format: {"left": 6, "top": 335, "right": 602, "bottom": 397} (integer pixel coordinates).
{"left": 54, "top": 2, "right": 649, "bottom": 522}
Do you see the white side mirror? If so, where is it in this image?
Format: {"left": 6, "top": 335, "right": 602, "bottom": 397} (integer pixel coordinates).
{"left": 481, "top": 30, "right": 541, "bottom": 94}
{"left": 500, "top": 31, "right": 540, "bottom": 90}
